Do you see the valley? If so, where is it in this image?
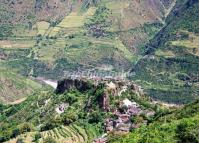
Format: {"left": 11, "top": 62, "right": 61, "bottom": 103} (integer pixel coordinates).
{"left": 0, "top": 0, "right": 199, "bottom": 143}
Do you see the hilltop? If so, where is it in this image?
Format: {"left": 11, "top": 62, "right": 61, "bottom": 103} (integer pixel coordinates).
{"left": 0, "top": 78, "right": 198, "bottom": 143}
{"left": 0, "top": 78, "right": 167, "bottom": 143}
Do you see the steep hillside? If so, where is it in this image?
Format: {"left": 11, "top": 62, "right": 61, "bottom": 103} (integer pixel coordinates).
{"left": 0, "top": 78, "right": 165, "bottom": 143}
{"left": 132, "top": 0, "right": 199, "bottom": 104}
{"left": 0, "top": 0, "right": 175, "bottom": 25}
{"left": 0, "top": 66, "right": 43, "bottom": 103}
{"left": 0, "top": 0, "right": 176, "bottom": 80}
{"left": 108, "top": 100, "right": 199, "bottom": 143}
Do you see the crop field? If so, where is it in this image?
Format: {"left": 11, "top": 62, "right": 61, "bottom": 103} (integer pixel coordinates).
{"left": 47, "top": 7, "right": 96, "bottom": 37}
{"left": 105, "top": 0, "right": 130, "bottom": 10}
{"left": 155, "top": 49, "right": 175, "bottom": 58}
{"left": 12, "top": 25, "right": 37, "bottom": 37}
{"left": 84, "top": 7, "right": 97, "bottom": 16}
{"left": 48, "top": 27, "right": 61, "bottom": 37}
{"left": 171, "top": 32, "right": 199, "bottom": 56}
{"left": 58, "top": 12, "right": 85, "bottom": 28}
{"left": 5, "top": 124, "right": 98, "bottom": 143}
{"left": 30, "top": 32, "right": 136, "bottom": 70}
{"left": 36, "top": 21, "right": 50, "bottom": 36}
{"left": 0, "top": 39, "right": 35, "bottom": 49}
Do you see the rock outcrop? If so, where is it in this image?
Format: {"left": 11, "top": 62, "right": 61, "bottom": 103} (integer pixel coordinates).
{"left": 56, "top": 78, "right": 94, "bottom": 94}
{"left": 56, "top": 78, "right": 144, "bottom": 112}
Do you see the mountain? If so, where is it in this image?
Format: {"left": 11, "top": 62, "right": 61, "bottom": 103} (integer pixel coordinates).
{"left": 132, "top": 0, "right": 199, "bottom": 104}
{"left": 0, "top": 0, "right": 199, "bottom": 143}
{"left": 0, "top": 78, "right": 198, "bottom": 143}
{"left": 0, "top": 0, "right": 176, "bottom": 78}
{"left": 0, "top": 78, "right": 160, "bottom": 143}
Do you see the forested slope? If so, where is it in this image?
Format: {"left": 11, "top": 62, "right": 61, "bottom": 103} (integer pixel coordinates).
{"left": 132, "top": 0, "right": 199, "bottom": 104}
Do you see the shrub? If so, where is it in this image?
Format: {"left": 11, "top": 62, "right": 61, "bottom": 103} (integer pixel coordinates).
{"left": 43, "top": 136, "right": 57, "bottom": 143}
{"left": 32, "top": 133, "right": 42, "bottom": 142}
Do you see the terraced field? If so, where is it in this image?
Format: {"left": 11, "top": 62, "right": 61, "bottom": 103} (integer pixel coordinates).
{"left": 171, "top": 31, "right": 199, "bottom": 56}
{"left": 155, "top": 49, "right": 175, "bottom": 58}
{"left": 0, "top": 39, "right": 35, "bottom": 49}
{"left": 41, "top": 124, "right": 98, "bottom": 143}
{"left": 48, "top": 7, "right": 96, "bottom": 37}
{"left": 36, "top": 21, "right": 50, "bottom": 36}
{"left": 6, "top": 124, "right": 98, "bottom": 143}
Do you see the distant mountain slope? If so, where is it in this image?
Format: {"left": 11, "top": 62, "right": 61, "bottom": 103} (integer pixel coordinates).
{"left": 108, "top": 100, "right": 199, "bottom": 143}
{"left": 0, "top": 66, "right": 43, "bottom": 103}
{"left": 0, "top": 0, "right": 176, "bottom": 81}
{"left": 132, "top": 0, "right": 199, "bottom": 104}
{"left": 0, "top": 0, "right": 175, "bottom": 25}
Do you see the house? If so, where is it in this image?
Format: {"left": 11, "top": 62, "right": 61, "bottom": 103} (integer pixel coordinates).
{"left": 116, "top": 123, "right": 131, "bottom": 132}
{"left": 94, "top": 137, "right": 107, "bottom": 143}
{"left": 55, "top": 103, "right": 69, "bottom": 114}
{"left": 117, "top": 127, "right": 130, "bottom": 132}
{"left": 105, "top": 119, "right": 114, "bottom": 132}
{"left": 128, "top": 106, "right": 142, "bottom": 115}
{"left": 145, "top": 110, "right": 155, "bottom": 117}
{"left": 118, "top": 114, "right": 130, "bottom": 122}
{"left": 94, "top": 134, "right": 107, "bottom": 143}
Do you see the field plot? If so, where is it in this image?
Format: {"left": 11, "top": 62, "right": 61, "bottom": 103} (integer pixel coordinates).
{"left": 5, "top": 124, "right": 98, "bottom": 143}
{"left": 48, "top": 7, "right": 96, "bottom": 37}
{"left": 0, "top": 40, "right": 35, "bottom": 49}
{"left": 48, "top": 27, "right": 62, "bottom": 37}
{"left": 36, "top": 21, "right": 50, "bottom": 36}
{"left": 105, "top": 0, "right": 130, "bottom": 10}
{"left": 40, "top": 124, "right": 98, "bottom": 143}
{"left": 155, "top": 49, "right": 175, "bottom": 58}
{"left": 84, "top": 7, "right": 97, "bottom": 16}
{"left": 58, "top": 12, "right": 85, "bottom": 28}
{"left": 171, "top": 31, "right": 199, "bottom": 56}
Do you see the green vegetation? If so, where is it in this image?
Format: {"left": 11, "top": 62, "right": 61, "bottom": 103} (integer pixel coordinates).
{"left": 108, "top": 100, "right": 199, "bottom": 143}
{"left": 0, "top": 85, "right": 104, "bottom": 142}
{"left": 1, "top": 1, "right": 199, "bottom": 142}
{"left": 0, "top": 0, "right": 164, "bottom": 82}
{"left": 0, "top": 79, "right": 167, "bottom": 142}
{"left": 0, "top": 24, "right": 13, "bottom": 39}
{"left": 133, "top": 0, "right": 199, "bottom": 104}
{"left": 0, "top": 67, "right": 43, "bottom": 103}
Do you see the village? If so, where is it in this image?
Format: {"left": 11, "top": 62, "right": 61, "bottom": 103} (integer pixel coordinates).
{"left": 51, "top": 74, "right": 155, "bottom": 143}
{"left": 94, "top": 97, "right": 155, "bottom": 143}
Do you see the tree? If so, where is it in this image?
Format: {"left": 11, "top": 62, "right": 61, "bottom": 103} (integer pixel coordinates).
{"left": 88, "top": 111, "right": 103, "bottom": 123}
{"left": 12, "top": 128, "right": 20, "bottom": 138}
{"left": 176, "top": 120, "right": 198, "bottom": 143}
{"left": 19, "top": 123, "right": 32, "bottom": 134}
{"left": 61, "top": 109, "right": 78, "bottom": 125}
{"left": 0, "top": 24, "right": 13, "bottom": 39}
{"left": 32, "top": 133, "right": 42, "bottom": 142}
{"left": 131, "top": 115, "right": 144, "bottom": 124}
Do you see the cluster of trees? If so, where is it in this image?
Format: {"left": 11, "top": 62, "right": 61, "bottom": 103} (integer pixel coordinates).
{"left": 0, "top": 122, "right": 33, "bottom": 142}
{"left": 0, "top": 24, "right": 13, "bottom": 39}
